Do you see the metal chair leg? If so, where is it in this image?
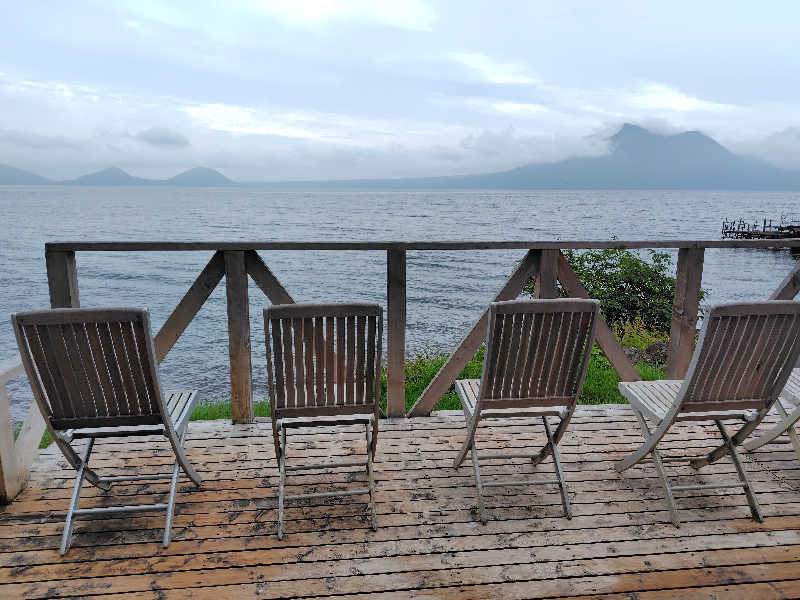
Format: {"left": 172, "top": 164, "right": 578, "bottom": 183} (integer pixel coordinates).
{"left": 632, "top": 409, "right": 681, "bottom": 527}
{"left": 366, "top": 423, "right": 377, "bottom": 531}
{"left": 278, "top": 426, "right": 286, "bottom": 540}
{"left": 776, "top": 402, "right": 800, "bottom": 463}
{"left": 470, "top": 437, "right": 487, "bottom": 524}
{"left": 542, "top": 416, "right": 572, "bottom": 519}
{"left": 716, "top": 420, "right": 763, "bottom": 522}
{"left": 60, "top": 438, "right": 95, "bottom": 555}
{"left": 163, "top": 431, "right": 186, "bottom": 548}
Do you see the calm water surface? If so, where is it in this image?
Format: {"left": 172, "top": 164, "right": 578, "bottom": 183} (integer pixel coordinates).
{"left": 1, "top": 187, "right": 798, "bottom": 420}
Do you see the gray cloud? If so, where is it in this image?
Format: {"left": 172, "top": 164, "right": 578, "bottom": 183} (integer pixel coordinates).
{"left": 0, "top": 129, "right": 84, "bottom": 150}
{"left": 129, "top": 127, "right": 190, "bottom": 148}
{"left": 1, "top": 1, "right": 800, "bottom": 178}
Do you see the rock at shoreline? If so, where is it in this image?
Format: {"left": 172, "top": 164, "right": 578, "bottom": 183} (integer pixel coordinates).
{"left": 645, "top": 341, "right": 670, "bottom": 367}
{"left": 621, "top": 340, "right": 669, "bottom": 368}
{"left": 622, "top": 347, "right": 645, "bottom": 365}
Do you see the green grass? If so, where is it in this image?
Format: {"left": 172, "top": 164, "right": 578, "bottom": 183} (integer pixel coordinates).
{"left": 379, "top": 346, "right": 486, "bottom": 413}
{"left": 188, "top": 400, "right": 271, "bottom": 420}
{"left": 13, "top": 425, "right": 53, "bottom": 450}
{"left": 579, "top": 347, "right": 664, "bottom": 404}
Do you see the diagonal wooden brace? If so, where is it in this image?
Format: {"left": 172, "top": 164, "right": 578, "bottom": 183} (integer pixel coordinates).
{"left": 555, "top": 252, "right": 641, "bottom": 382}
{"left": 154, "top": 252, "right": 225, "bottom": 363}
{"left": 245, "top": 250, "right": 295, "bottom": 305}
{"left": 406, "top": 250, "right": 541, "bottom": 417}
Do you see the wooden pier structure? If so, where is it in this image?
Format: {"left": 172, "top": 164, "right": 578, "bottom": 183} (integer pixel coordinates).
{"left": 1, "top": 238, "right": 800, "bottom": 598}
{"left": 722, "top": 215, "right": 800, "bottom": 240}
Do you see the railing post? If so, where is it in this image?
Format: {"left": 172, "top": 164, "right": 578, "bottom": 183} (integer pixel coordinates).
{"left": 386, "top": 249, "right": 407, "bottom": 418}
{"left": 45, "top": 249, "right": 79, "bottom": 308}
{"left": 666, "top": 247, "right": 705, "bottom": 379}
{"left": 224, "top": 251, "right": 253, "bottom": 424}
{"left": 535, "top": 249, "right": 559, "bottom": 299}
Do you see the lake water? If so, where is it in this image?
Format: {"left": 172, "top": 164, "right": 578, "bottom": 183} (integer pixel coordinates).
{"left": 1, "top": 186, "right": 798, "bottom": 421}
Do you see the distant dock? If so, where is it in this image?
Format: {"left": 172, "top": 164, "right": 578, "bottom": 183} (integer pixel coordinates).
{"left": 722, "top": 214, "right": 800, "bottom": 239}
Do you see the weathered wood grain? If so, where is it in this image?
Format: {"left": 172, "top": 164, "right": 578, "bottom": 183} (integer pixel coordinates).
{"left": 224, "top": 251, "right": 253, "bottom": 423}
{"left": 153, "top": 251, "right": 225, "bottom": 363}
{"left": 666, "top": 247, "right": 705, "bottom": 379}
{"left": 386, "top": 249, "right": 406, "bottom": 417}
{"left": 2, "top": 406, "right": 799, "bottom": 599}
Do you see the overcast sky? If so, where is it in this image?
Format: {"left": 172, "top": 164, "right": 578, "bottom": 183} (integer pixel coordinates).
{"left": 1, "top": 0, "right": 799, "bottom": 180}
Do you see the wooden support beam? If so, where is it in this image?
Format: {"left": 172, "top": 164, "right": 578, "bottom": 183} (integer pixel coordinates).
{"left": 406, "top": 250, "right": 540, "bottom": 417}
{"left": 771, "top": 260, "right": 800, "bottom": 300}
{"left": 556, "top": 252, "right": 641, "bottom": 383}
{"left": 245, "top": 251, "right": 295, "bottom": 305}
{"left": 534, "top": 249, "right": 558, "bottom": 299}
{"left": 0, "top": 357, "right": 45, "bottom": 504}
{"left": 153, "top": 252, "right": 225, "bottom": 363}
{"left": 45, "top": 250, "right": 79, "bottom": 308}
{"left": 224, "top": 251, "right": 253, "bottom": 424}
{"left": 666, "top": 247, "right": 705, "bottom": 380}
{"left": 386, "top": 249, "right": 407, "bottom": 418}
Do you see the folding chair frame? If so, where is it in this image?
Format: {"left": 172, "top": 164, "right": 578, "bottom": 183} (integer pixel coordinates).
{"left": 615, "top": 302, "right": 800, "bottom": 528}
{"left": 627, "top": 405, "right": 763, "bottom": 527}
{"left": 265, "top": 303, "right": 383, "bottom": 540}
{"left": 743, "top": 395, "right": 800, "bottom": 462}
{"left": 276, "top": 416, "right": 378, "bottom": 540}
{"left": 455, "top": 410, "right": 572, "bottom": 524}
{"left": 59, "top": 413, "right": 199, "bottom": 555}
{"left": 12, "top": 308, "right": 204, "bottom": 555}
{"left": 452, "top": 299, "right": 600, "bottom": 524}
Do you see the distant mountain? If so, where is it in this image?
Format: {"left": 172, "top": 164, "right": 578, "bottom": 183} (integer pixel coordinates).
{"left": 66, "top": 166, "right": 154, "bottom": 186}
{"left": 0, "top": 163, "right": 53, "bottom": 185}
{"left": 167, "top": 167, "right": 233, "bottom": 186}
{"left": 261, "top": 124, "right": 800, "bottom": 190}
{"left": 470, "top": 124, "right": 800, "bottom": 190}
{"left": 62, "top": 166, "right": 233, "bottom": 186}
{"left": 3, "top": 124, "right": 800, "bottom": 189}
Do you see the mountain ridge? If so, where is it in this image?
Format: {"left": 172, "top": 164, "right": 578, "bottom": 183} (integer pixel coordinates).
{"left": 2, "top": 124, "right": 799, "bottom": 189}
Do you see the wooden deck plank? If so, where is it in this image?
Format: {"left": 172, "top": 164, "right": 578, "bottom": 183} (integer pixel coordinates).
{"left": 1, "top": 405, "right": 799, "bottom": 599}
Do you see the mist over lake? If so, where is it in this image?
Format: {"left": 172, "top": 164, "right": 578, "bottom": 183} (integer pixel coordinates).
{"left": 2, "top": 186, "right": 797, "bottom": 420}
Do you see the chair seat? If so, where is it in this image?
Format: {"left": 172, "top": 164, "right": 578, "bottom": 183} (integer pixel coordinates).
{"left": 619, "top": 380, "right": 757, "bottom": 424}
{"left": 278, "top": 413, "right": 375, "bottom": 429}
{"left": 455, "top": 379, "right": 566, "bottom": 420}
{"left": 66, "top": 390, "right": 197, "bottom": 440}
{"left": 782, "top": 368, "right": 800, "bottom": 406}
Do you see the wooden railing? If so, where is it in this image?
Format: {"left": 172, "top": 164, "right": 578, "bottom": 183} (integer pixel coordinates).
{"left": 43, "top": 240, "right": 800, "bottom": 419}
{"left": 1, "top": 238, "right": 798, "bottom": 503}
{"left": 0, "top": 356, "right": 46, "bottom": 503}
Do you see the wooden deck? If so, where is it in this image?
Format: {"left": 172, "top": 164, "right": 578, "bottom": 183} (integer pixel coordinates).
{"left": 2, "top": 405, "right": 800, "bottom": 599}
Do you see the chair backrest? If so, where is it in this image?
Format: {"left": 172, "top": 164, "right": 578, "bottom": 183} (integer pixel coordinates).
{"left": 12, "top": 308, "right": 166, "bottom": 430}
{"left": 265, "top": 303, "right": 383, "bottom": 419}
{"left": 478, "top": 299, "right": 600, "bottom": 411}
{"left": 678, "top": 301, "right": 800, "bottom": 414}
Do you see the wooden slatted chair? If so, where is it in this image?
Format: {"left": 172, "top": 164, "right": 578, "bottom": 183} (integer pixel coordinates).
{"left": 12, "top": 308, "right": 202, "bottom": 554}
{"left": 453, "top": 299, "right": 600, "bottom": 523}
{"left": 743, "top": 367, "right": 800, "bottom": 462}
{"left": 615, "top": 302, "right": 800, "bottom": 526}
{"left": 264, "top": 303, "right": 382, "bottom": 539}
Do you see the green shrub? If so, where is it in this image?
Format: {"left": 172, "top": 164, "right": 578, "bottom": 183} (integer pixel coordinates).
{"left": 614, "top": 317, "right": 669, "bottom": 351}
{"left": 524, "top": 247, "right": 703, "bottom": 333}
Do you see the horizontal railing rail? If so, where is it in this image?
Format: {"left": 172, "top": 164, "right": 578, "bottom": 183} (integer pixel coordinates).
{"left": 46, "top": 239, "right": 800, "bottom": 251}
{"left": 3, "top": 238, "right": 798, "bottom": 503}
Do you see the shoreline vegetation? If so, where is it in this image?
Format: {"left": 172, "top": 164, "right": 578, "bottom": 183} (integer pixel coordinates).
{"left": 22, "top": 247, "right": 684, "bottom": 448}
